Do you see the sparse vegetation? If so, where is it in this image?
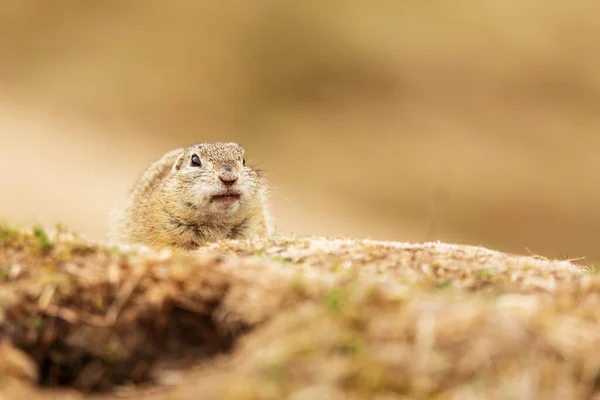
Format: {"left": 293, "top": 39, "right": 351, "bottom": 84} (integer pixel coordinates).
{"left": 32, "top": 225, "right": 52, "bottom": 252}
{"left": 0, "top": 223, "right": 19, "bottom": 246}
{"left": 0, "top": 223, "right": 596, "bottom": 399}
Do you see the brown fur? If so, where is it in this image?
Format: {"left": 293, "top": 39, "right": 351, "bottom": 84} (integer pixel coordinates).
{"left": 110, "top": 142, "right": 272, "bottom": 248}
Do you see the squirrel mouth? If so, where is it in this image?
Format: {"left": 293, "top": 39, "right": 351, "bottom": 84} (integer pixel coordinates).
{"left": 211, "top": 193, "right": 242, "bottom": 203}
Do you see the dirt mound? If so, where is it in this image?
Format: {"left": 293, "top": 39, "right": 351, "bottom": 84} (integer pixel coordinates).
{"left": 0, "top": 223, "right": 596, "bottom": 399}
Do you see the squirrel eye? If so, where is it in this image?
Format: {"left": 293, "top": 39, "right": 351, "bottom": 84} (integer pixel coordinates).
{"left": 242, "top": 157, "right": 246, "bottom": 166}
{"left": 191, "top": 155, "right": 202, "bottom": 167}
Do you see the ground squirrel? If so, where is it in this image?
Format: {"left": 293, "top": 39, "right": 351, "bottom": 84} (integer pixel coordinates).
{"left": 110, "top": 142, "right": 272, "bottom": 249}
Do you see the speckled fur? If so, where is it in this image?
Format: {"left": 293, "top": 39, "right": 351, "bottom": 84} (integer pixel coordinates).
{"left": 110, "top": 142, "right": 272, "bottom": 248}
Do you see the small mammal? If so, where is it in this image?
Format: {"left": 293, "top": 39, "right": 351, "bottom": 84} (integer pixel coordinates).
{"left": 110, "top": 142, "right": 271, "bottom": 249}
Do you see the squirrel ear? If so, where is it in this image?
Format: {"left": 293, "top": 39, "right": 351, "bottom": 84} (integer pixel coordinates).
{"left": 173, "top": 154, "right": 185, "bottom": 171}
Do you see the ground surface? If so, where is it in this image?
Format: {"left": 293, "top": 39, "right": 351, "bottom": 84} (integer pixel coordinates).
{"left": 0, "top": 223, "right": 597, "bottom": 399}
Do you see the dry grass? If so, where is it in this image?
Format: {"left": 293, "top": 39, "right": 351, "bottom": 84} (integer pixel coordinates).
{"left": 0, "top": 222, "right": 598, "bottom": 399}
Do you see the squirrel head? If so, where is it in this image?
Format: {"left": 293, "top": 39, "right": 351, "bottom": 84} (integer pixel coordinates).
{"left": 168, "top": 142, "right": 265, "bottom": 219}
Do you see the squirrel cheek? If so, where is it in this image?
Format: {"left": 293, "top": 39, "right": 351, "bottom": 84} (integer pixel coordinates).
{"left": 189, "top": 184, "right": 208, "bottom": 200}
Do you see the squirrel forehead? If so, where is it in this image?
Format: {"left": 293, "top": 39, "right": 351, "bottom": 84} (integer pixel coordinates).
{"left": 187, "top": 142, "right": 244, "bottom": 162}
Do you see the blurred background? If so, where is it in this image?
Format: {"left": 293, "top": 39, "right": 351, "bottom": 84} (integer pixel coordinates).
{"left": 1, "top": 1, "right": 599, "bottom": 262}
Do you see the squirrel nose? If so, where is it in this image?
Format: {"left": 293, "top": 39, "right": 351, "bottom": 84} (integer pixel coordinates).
{"left": 219, "top": 165, "right": 238, "bottom": 185}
